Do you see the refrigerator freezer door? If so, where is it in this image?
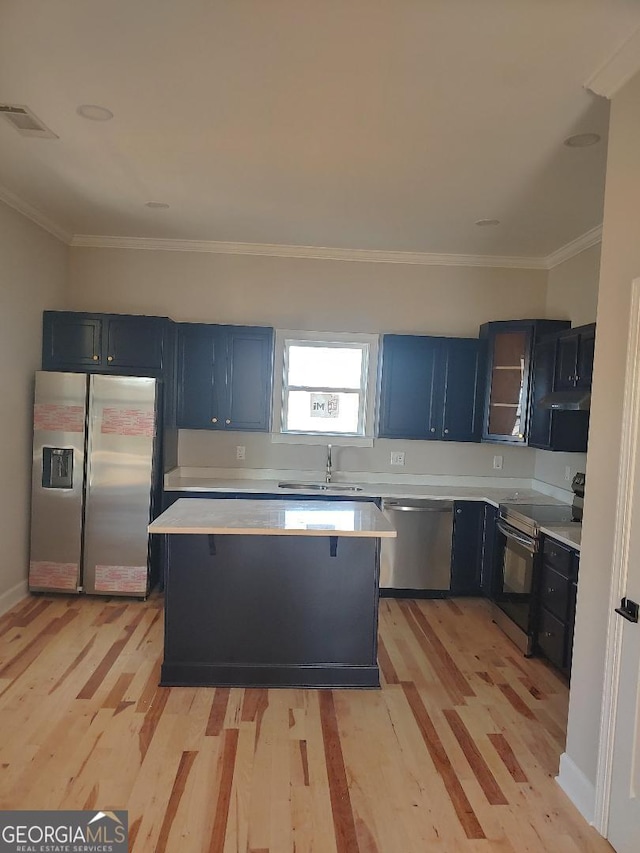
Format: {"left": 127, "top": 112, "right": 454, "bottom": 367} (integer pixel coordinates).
{"left": 29, "top": 372, "right": 87, "bottom": 592}
{"left": 83, "top": 375, "right": 158, "bottom": 596}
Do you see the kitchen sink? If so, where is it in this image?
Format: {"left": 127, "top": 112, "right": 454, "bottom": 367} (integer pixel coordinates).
{"left": 278, "top": 481, "right": 363, "bottom": 492}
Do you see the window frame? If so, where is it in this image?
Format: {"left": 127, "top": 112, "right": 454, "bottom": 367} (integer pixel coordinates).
{"left": 271, "top": 330, "right": 379, "bottom": 446}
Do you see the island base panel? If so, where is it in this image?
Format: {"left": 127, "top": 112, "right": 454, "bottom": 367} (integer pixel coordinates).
{"left": 160, "top": 663, "right": 380, "bottom": 688}
{"left": 163, "top": 533, "right": 380, "bottom": 688}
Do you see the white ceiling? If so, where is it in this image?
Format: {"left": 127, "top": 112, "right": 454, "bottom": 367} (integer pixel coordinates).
{"left": 1, "top": 0, "right": 640, "bottom": 260}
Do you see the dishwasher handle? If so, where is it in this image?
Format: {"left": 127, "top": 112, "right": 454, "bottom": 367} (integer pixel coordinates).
{"left": 383, "top": 501, "right": 453, "bottom": 513}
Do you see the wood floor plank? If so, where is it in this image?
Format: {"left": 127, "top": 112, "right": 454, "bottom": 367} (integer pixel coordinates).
{"left": 0, "top": 593, "right": 614, "bottom": 853}
{"left": 319, "top": 691, "right": 360, "bottom": 853}
{"left": 154, "top": 749, "right": 198, "bottom": 853}
{"left": 208, "top": 728, "right": 239, "bottom": 852}
{"left": 402, "top": 681, "right": 486, "bottom": 840}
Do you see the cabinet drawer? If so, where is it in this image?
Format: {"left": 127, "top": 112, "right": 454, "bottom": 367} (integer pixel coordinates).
{"left": 542, "top": 537, "right": 572, "bottom": 578}
{"left": 537, "top": 607, "right": 566, "bottom": 670}
{"left": 540, "top": 564, "right": 569, "bottom": 622}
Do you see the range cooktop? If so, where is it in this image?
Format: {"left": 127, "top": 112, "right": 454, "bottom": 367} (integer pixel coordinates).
{"left": 499, "top": 502, "right": 576, "bottom": 537}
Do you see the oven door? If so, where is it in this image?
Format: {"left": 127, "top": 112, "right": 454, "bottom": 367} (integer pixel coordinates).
{"left": 493, "top": 519, "right": 537, "bottom": 651}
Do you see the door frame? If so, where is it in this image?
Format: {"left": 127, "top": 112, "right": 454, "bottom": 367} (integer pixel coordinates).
{"left": 593, "top": 276, "right": 640, "bottom": 834}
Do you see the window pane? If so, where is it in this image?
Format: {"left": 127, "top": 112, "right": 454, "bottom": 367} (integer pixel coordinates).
{"left": 285, "top": 390, "right": 361, "bottom": 433}
{"left": 287, "top": 345, "right": 363, "bottom": 389}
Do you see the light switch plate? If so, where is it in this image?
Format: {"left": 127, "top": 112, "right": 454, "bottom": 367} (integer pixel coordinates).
{"left": 236, "top": 445, "right": 246, "bottom": 461}
{"left": 390, "top": 451, "right": 405, "bottom": 466}
{"left": 493, "top": 455, "right": 503, "bottom": 470}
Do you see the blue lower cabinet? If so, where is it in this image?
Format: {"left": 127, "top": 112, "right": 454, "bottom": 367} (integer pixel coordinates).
{"left": 450, "top": 501, "right": 485, "bottom": 595}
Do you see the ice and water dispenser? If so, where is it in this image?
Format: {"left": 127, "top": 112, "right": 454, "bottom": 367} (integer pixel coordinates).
{"left": 42, "top": 447, "right": 74, "bottom": 489}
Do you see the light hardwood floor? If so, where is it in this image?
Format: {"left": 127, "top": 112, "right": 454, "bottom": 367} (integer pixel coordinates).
{"left": 0, "top": 593, "right": 612, "bottom": 852}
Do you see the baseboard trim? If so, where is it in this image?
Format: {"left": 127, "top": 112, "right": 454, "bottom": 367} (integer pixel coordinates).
{"left": 0, "top": 579, "right": 29, "bottom": 618}
{"left": 556, "top": 752, "right": 596, "bottom": 825}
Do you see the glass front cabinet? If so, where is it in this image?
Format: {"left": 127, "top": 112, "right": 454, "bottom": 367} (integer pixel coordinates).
{"left": 480, "top": 320, "right": 570, "bottom": 444}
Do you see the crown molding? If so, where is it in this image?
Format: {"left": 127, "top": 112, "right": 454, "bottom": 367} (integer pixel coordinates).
{"left": 545, "top": 224, "right": 603, "bottom": 269}
{"left": 0, "top": 184, "right": 71, "bottom": 244}
{"left": 0, "top": 185, "right": 598, "bottom": 271}
{"left": 70, "top": 233, "right": 549, "bottom": 269}
{"left": 585, "top": 24, "right": 640, "bottom": 98}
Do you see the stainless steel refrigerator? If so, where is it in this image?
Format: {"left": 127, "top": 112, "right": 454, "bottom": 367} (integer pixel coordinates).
{"left": 29, "top": 371, "right": 160, "bottom": 596}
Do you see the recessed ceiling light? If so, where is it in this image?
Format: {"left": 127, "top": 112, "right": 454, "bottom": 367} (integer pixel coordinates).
{"left": 76, "top": 104, "right": 114, "bottom": 122}
{"left": 563, "top": 132, "right": 601, "bottom": 148}
{"left": 145, "top": 201, "right": 170, "bottom": 209}
{"left": 475, "top": 218, "right": 500, "bottom": 227}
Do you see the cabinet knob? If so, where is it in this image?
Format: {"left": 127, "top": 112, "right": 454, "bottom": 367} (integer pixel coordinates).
{"left": 456, "top": 508, "right": 462, "bottom": 515}
{"left": 430, "top": 427, "right": 436, "bottom": 433}
{"left": 541, "top": 631, "right": 554, "bottom": 639}
{"left": 568, "top": 375, "right": 574, "bottom": 382}
{"left": 225, "top": 419, "right": 231, "bottom": 425}
{"left": 92, "top": 355, "right": 99, "bottom": 361}
{"left": 575, "top": 375, "right": 580, "bottom": 382}
{"left": 107, "top": 355, "right": 113, "bottom": 362}
{"left": 211, "top": 418, "right": 218, "bottom": 424}
{"left": 547, "top": 587, "right": 555, "bottom": 594}
{"left": 444, "top": 428, "right": 449, "bottom": 434}
{"left": 518, "top": 433, "right": 524, "bottom": 439}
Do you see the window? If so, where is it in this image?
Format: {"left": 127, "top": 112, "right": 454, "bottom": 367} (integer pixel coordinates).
{"left": 273, "top": 331, "right": 379, "bottom": 443}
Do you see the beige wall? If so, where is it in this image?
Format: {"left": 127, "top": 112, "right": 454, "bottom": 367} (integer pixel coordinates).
{"left": 0, "top": 202, "right": 68, "bottom": 611}
{"left": 178, "top": 430, "right": 537, "bottom": 480}
{"left": 67, "top": 247, "right": 548, "bottom": 335}
{"left": 68, "top": 247, "right": 549, "bottom": 476}
{"left": 563, "top": 69, "right": 640, "bottom": 797}
{"left": 546, "top": 243, "right": 601, "bottom": 327}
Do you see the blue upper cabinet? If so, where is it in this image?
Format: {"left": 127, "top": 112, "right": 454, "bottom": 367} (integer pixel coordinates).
{"left": 42, "top": 310, "right": 170, "bottom": 376}
{"left": 377, "top": 334, "right": 484, "bottom": 441}
{"left": 528, "top": 323, "right": 594, "bottom": 453}
{"left": 479, "top": 319, "right": 570, "bottom": 444}
{"left": 177, "top": 323, "right": 274, "bottom": 431}
{"left": 439, "top": 338, "right": 485, "bottom": 442}
{"left": 554, "top": 323, "right": 596, "bottom": 391}
{"left": 377, "top": 335, "right": 439, "bottom": 439}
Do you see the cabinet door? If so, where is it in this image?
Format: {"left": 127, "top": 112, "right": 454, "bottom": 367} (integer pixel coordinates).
{"left": 378, "top": 335, "right": 439, "bottom": 438}
{"left": 441, "top": 339, "right": 483, "bottom": 442}
{"left": 566, "top": 580, "right": 578, "bottom": 673}
{"left": 537, "top": 607, "right": 566, "bottom": 670}
{"left": 554, "top": 333, "right": 580, "bottom": 390}
{"left": 450, "top": 501, "right": 484, "bottom": 595}
{"left": 176, "top": 325, "right": 219, "bottom": 428}
{"left": 481, "top": 502, "right": 498, "bottom": 598}
{"left": 482, "top": 325, "right": 532, "bottom": 443}
{"left": 106, "top": 316, "right": 165, "bottom": 372}
{"left": 576, "top": 326, "right": 596, "bottom": 389}
{"left": 225, "top": 327, "right": 274, "bottom": 431}
{"left": 528, "top": 337, "right": 555, "bottom": 449}
{"left": 42, "top": 311, "right": 103, "bottom": 369}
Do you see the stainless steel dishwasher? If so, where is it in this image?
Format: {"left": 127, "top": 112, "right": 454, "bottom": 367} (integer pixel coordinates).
{"left": 380, "top": 499, "right": 453, "bottom": 592}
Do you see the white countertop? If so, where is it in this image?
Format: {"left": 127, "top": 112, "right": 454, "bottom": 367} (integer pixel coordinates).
{"left": 540, "top": 524, "right": 582, "bottom": 550}
{"left": 149, "top": 497, "right": 398, "bottom": 538}
{"left": 164, "top": 471, "right": 570, "bottom": 509}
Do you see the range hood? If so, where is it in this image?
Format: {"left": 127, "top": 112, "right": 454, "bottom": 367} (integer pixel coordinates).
{"left": 538, "top": 390, "right": 591, "bottom": 411}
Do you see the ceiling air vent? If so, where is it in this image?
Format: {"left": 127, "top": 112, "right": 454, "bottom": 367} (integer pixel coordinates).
{"left": 0, "top": 104, "right": 58, "bottom": 138}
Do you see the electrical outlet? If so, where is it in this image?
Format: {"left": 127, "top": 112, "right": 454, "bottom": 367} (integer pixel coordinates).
{"left": 236, "top": 445, "right": 246, "bottom": 461}
{"left": 565, "top": 465, "right": 571, "bottom": 482}
{"left": 390, "top": 451, "right": 405, "bottom": 466}
{"left": 493, "top": 455, "right": 503, "bottom": 470}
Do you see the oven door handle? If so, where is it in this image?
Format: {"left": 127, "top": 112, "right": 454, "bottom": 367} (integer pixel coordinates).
{"left": 496, "top": 521, "right": 537, "bottom": 553}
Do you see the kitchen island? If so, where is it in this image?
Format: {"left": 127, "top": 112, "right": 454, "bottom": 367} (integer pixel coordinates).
{"left": 148, "top": 498, "right": 396, "bottom": 688}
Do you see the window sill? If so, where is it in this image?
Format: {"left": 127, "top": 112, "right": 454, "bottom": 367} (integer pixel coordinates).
{"left": 271, "top": 433, "right": 374, "bottom": 448}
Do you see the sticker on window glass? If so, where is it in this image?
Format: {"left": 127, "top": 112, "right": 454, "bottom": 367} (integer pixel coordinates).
{"left": 310, "top": 393, "right": 340, "bottom": 418}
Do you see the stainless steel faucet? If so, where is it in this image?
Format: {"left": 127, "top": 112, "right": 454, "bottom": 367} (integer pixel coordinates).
{"left": 325, "top": 444, "right": 333, "bottom": 484}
